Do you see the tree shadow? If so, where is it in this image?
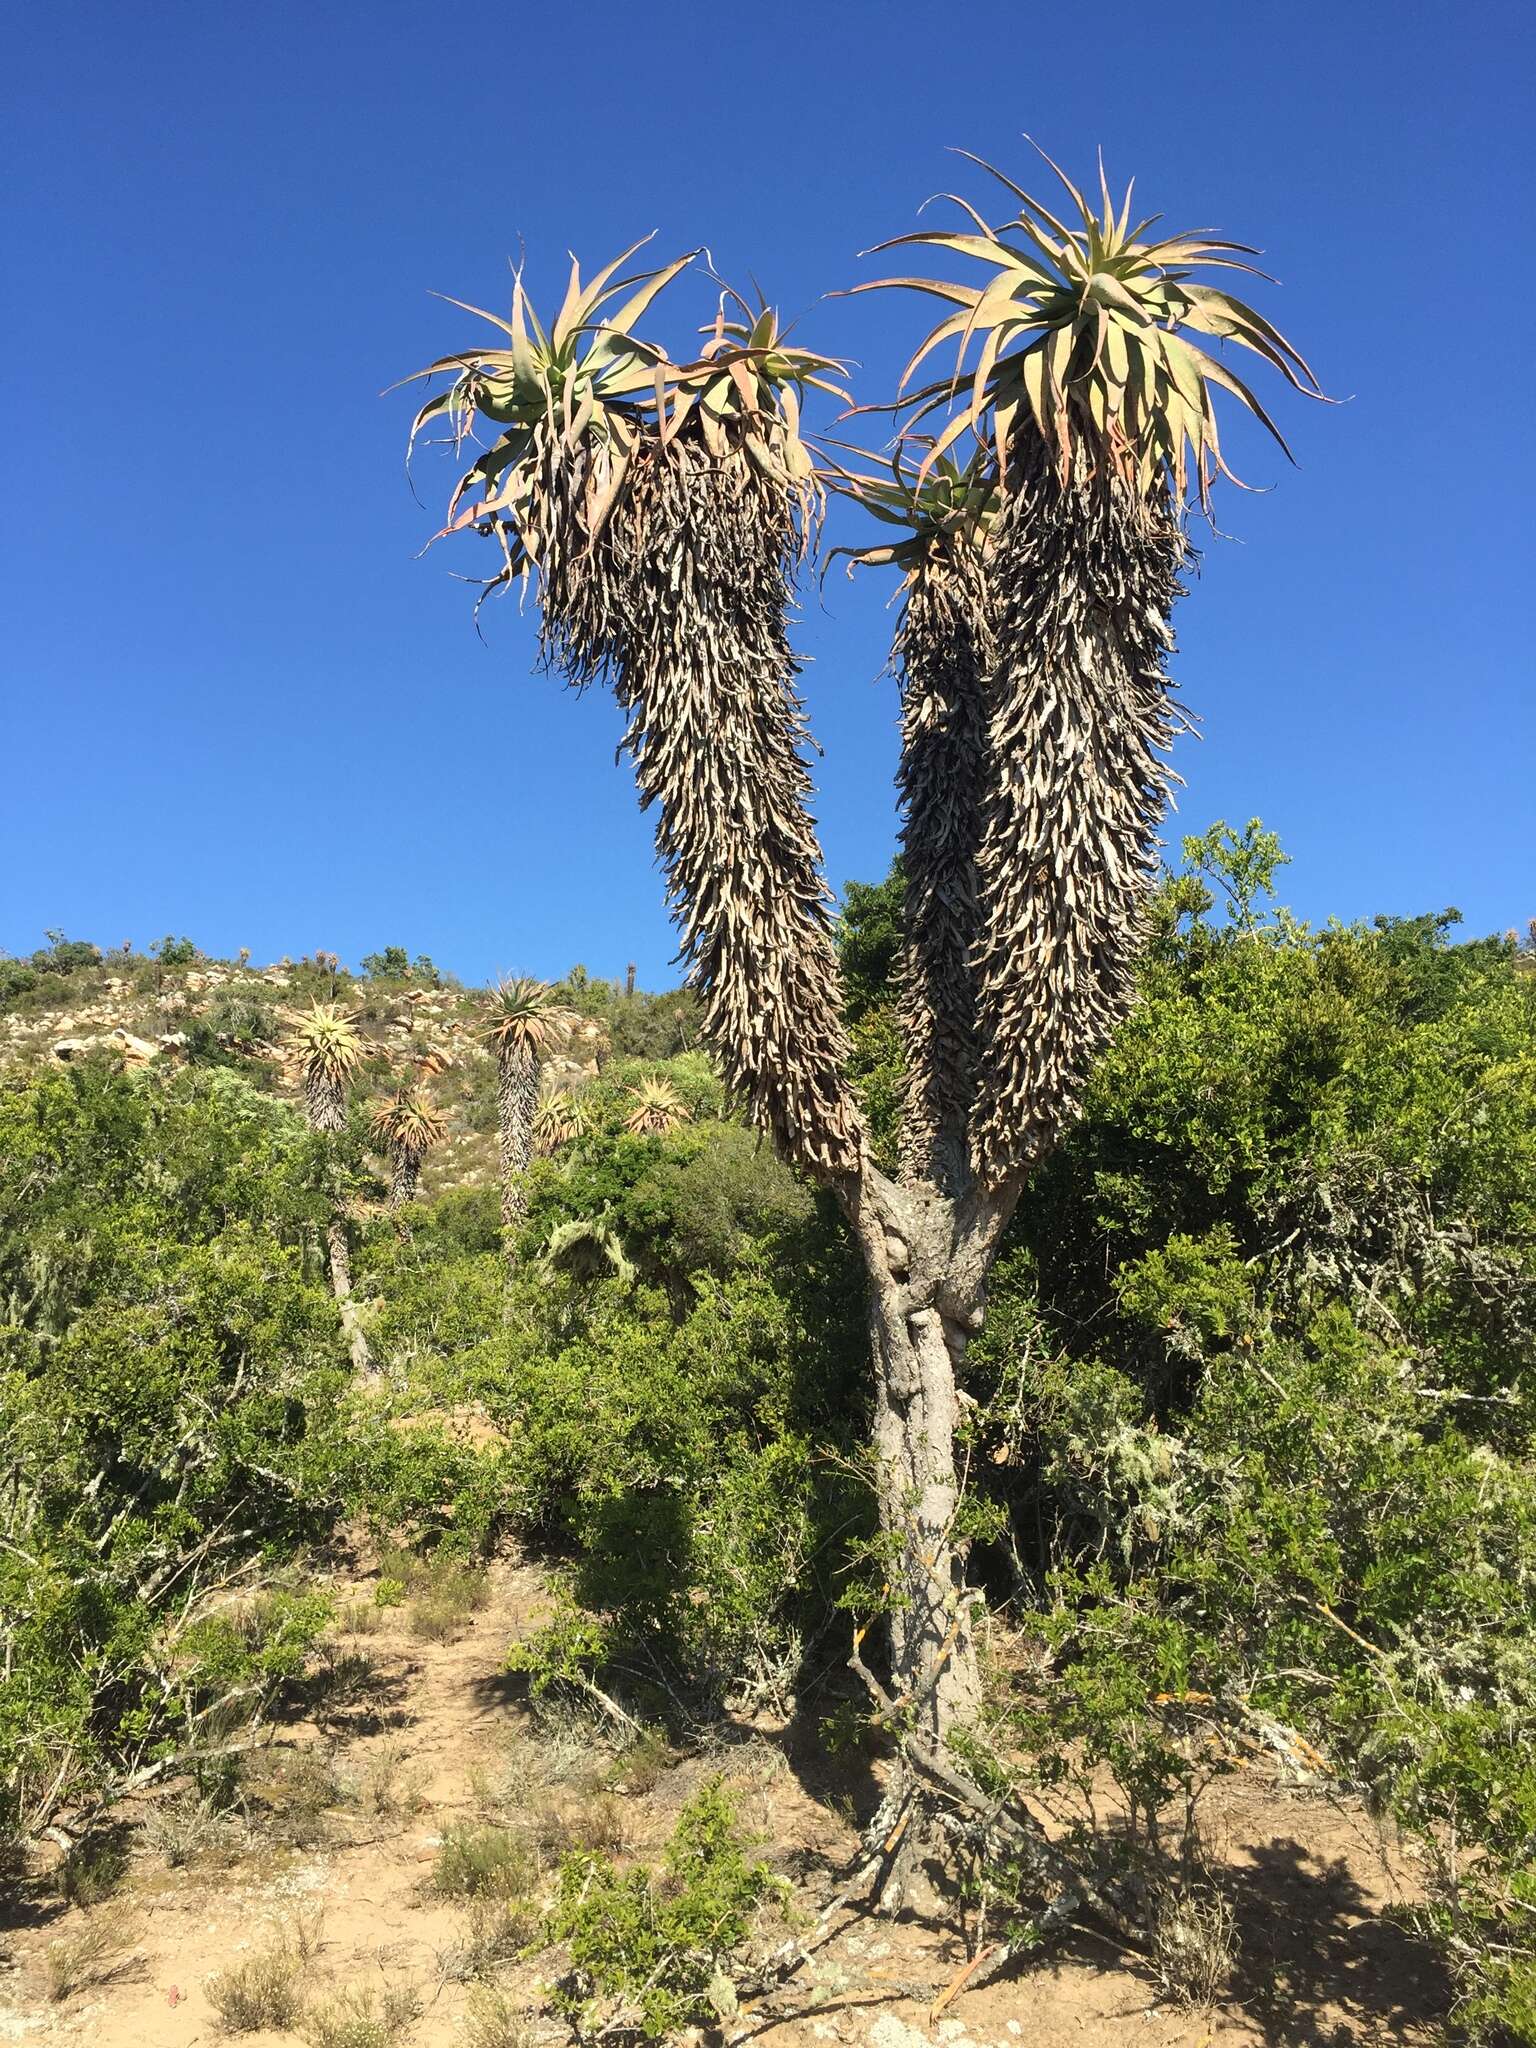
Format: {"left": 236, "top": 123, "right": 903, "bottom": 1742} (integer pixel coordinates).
{"left": 971, "top": 1825, "right": 1447, "bottom": 2044}
{"left": 271, "top": 1646, "right": 416, "bottom": 1737}
{"left": 1222, "top": 1834, "right": 1446, "bottom": 2046}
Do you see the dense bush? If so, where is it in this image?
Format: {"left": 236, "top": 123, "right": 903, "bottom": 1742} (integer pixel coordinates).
{"left": 2, "top": 828, "right": 1531, "bottom": 2037}
{"left": 883, "top": 824, "right": 1536, "bottom": 2038}
{"left": 552, "top": 965, "right": 701, "bottom": 1060}
{"left": 0, "top": 1061, "right": 356, "bottom": 1838}
{"left": 0, "top": 934, "right": 103, "bottom": 1009}
{"left": 551, "top": 1778, "right": 777, "bottom": 2039}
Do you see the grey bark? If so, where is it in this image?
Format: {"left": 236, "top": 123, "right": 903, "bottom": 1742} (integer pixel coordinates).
{"left": 837, "top": 1158, "right": 1021, "bottom": 1740}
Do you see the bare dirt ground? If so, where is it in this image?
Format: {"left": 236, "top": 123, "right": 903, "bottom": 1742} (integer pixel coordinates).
{"left": 0, "top": 1559, "right": 1446, "bottom": 2047}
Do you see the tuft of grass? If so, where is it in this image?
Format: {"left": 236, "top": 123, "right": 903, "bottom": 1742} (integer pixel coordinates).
{"left": 41, "top": 1920, "right": 137, "bottom": 2002}
{"left": 566, "top": 1789, "right": 631, "bottom": 1858}
{"left": 409, "top": 1565, "right": 489, "bottom": 1643}
{"left": 1146, "top": 1874, "right": 1237, "bottom": 2010}
{"left": 307, "top": 1645, "right": 386, "bottom": 1724}
{"left": 429, "top": 1823, "right": 536, "bottom": 1902}
{"left": 435, "top": 1899, "right": 539, "bottom": 1985}
{"left": 143, "top": 1792, "right": 240, "bottom": 1868}
{"left": 301, "top": 1982, "right": 424, "bottom": 2048}
{"left": 606, "top": 1724, "right": 675, "bottom": 1797}
{"left": 349, "top": 1739, "right": 426, "bottom": 1819}
{"left": 522, "top": 1780, "right": 630, "bottom": 1863}
{"left": 54, "top": 1831, "right": 129, "bottom": 1906}
{"left": 337, "top": 1597, "right": 386, "bottom": 1636}
{"left": 207, "top": 1938, "right": 309, "bottom": 2032}
{"left": 462, "top": 1984, "right": 533, "bottom": 2048}
{"left": 532, "top": 1697, "right": 615, "bottom": 1783}
{"left": 249, "top": 1746, "right": 343, "bottom": 1847}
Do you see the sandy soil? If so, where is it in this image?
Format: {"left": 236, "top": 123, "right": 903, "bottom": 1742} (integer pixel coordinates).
{"left": 0, "top": 1560, "right": 1445, "bottom": 2047}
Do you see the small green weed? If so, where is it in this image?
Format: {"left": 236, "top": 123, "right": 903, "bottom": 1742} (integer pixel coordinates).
{"left": 429, "top": 1823, "right": 536, "bottom": 1902}
{"left": 551, "top": 1778, "right": 778, "bottom": 2040}
{"left": 373, "top": 1545, "right": 489, "bottom": 1641}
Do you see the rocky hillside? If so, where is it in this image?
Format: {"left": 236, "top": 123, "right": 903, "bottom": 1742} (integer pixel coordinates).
{"left": 0, "top": 949, "right": 626, "bottom": 1205}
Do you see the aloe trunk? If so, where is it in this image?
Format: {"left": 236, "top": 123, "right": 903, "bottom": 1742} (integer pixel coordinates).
{"left": 547, "top": 445, "right": 863, "bottom": 1181}
{"left": 969, "top": 437, "right": 1185, "bottom": 1187}
{"left": 495, "top": 1045, "right": 538, "bottom": 1250}
{"left": 388, "top": 1151, "right": 421, "bottom": 1211}
{"left": 304, "top": 1072, "right": 373, "bottom": 1375}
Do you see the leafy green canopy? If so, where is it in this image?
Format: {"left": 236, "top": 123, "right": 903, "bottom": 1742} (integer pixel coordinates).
{"left": 841, "top": 825, "right": 1536, "bottom": 2032}
{"left": 0, "top": 1064, "right": 357, "bottom": 1837}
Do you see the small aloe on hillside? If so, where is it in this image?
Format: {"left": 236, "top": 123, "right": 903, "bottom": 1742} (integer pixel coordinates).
{"left": 287, "top": 1003, "right": 364, "bottom": 1135}
{"left": 624, "top": 1077, "right": 691, "bottom": 1138}
{"left": 533, "top": 1087, "right": 593, "bottom": 1155}
{"left": 285, "top": 1002, "right": 370, "bottom": 1369}
{"left": 369, "top": 1085, "right": 448, "bottom": 1210}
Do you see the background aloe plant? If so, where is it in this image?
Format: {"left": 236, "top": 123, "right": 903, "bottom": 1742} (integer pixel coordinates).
{"left": 370, "top": 1084, "right": 447, "bottom": 1210}
{"left": 483, "top": 979, "right": 577, "bottom": 1249}
{"left": 287, "top": 1003, "right": 372, "bottom": 1371}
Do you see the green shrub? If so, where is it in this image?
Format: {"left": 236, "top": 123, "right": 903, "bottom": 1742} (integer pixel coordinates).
{"left": 0, "top": 1064, "right": 351, "bottom": 1843}
{"left": 550, "top": 1779, "right": 776, "bottom": 2039}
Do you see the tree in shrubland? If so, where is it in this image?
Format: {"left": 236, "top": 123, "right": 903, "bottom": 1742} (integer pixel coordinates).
{"left": 287, "top": 1002, "right": 371, "bottom": 1370}
{"left": 483, "top": 978, "right": 577, "bottom": 1247}
{"left": 370, "top": 1084, "right": 448, "bottom": 1210}
{"left": 404, "top": 151, "right": 1323, "bottom": 1842}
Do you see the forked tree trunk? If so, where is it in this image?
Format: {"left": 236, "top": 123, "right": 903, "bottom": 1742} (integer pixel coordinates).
{"left": 839, "top": 1169, "right": 1018, "bottom": 1739}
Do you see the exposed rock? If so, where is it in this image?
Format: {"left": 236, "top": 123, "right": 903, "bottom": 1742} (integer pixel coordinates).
{"left": 869, "top": 2018, "right": 932, "bottom": 2048}
{"left": 110, "top": 1028, "right": 160, "bottom": 1064}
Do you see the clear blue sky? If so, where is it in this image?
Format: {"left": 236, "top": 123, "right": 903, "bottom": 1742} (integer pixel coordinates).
{"left": 4, "top": 1, "right": 1532, "bottom": 987}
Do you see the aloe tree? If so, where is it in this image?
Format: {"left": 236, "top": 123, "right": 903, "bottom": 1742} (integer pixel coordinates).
{"left": 405, "top": 175, "right": 1320, "bottom": 1789}
{"left": 483, "top": 978, "right": 576, "bottom": 1245}
{"left": 370, "top": 1084, "right": 448, "bottom": 1209}
{"left": 287, "top": 1003, "right": 372, "bottom": 1372}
